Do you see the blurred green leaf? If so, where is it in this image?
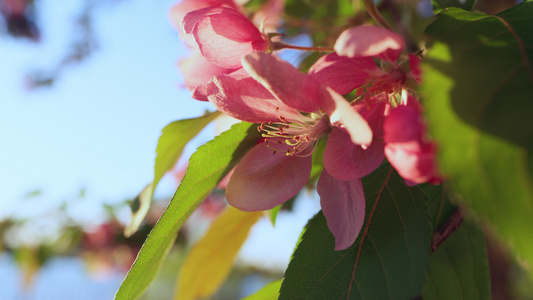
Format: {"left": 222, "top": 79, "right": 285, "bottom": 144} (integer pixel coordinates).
{"left": 268, "top": 204, "right": 282, "bottom": 225}
{"left": 432, "top": 0, "right": 476, "bottom": 13}
{"left": 283, "top": 0, "right": 355, "bottom": 44}
{"left": 125, "top": 183, "right": 153, "bottom": 238}
{"left": 308, "top": 139, "right": 325, "bottom": 183}
{"left": 422, "top": 2, "right": 533, "bottom": 279}
{"left": 423, "top": 221, "right": 491, "bottom": 299}
{"left": 423, "top": 184, "right": 456, "bottom": 230}
{"left": 279, "top": 165, "right": 431, "bottom": 299}
{"left": 115, "top": 122, "right": 260, "bottom": 300}
{"left": 243, "top": 279, "right": 282, "bottom": 300}
{"left": 244, "top": 0, "right": 269, "bottom": 9}
{"left": 124, "top": 112, "right": 220, "bottom": 237}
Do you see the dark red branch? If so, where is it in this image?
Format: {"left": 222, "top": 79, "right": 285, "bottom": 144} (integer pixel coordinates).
{"left": 431, "top": 208, "right": 464, "bottom": 252}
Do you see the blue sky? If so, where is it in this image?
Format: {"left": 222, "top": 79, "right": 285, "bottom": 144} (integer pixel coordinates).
{"left": 0, "top": 0, "right": 320, "bottom": 280}
{"left": 0, "top": 0, "right": 214, "bottom": 222}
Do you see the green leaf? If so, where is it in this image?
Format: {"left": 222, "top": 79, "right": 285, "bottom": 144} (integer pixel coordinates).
{"left": 283, "top": 0, "right": 354, "bottom": 44}
{"left": 279, "top": 165, "right": 432, "bottom": 299}
{"left": 124, "top": 112, "right": 220, "bottom": 237}
{"left": 422, "top": 221, "right": 491, "bottom": 299}
{"left": 432, "top": 0, "right": 476, "bottom": 13}
{"left": 268, "top": 204, "right": 282, "bottom": 225}
{"left": 125, "top": 183, "right": 153, "bottom": 238}
{"left": 153, "top": 112, "right": 220, "bottom": 196}
{"left": 115, "top": 122, "right": 260, "bottom": 300}
{"left": 423, "top": 184, "right": 456, "bottom": 230}
{"left": 308, "top": 139, "right": 326, "bottom": 183}
{"left": 243, "top": 279, "right": 282, "bottom": 300}
{"left": 422, "top": 2, "right": 533, "bottom": 278}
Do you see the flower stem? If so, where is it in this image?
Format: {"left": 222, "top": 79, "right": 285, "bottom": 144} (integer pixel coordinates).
{"left": 271, "top": 41, "right": 334, "bottom": 52}
{"left": 362, "top": 0, "right": 393, "bottom": 31}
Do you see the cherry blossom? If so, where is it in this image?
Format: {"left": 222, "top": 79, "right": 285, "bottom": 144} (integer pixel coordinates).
{"left": 308, "top": 25, "right": 439, "bottom": 187}
{"left": 175, "top": 5, "right": 270, "bottom": 100}
{"left": 331, "top": 92, "right": 441, "bottom": 187}
{"left": 309, "top": 25, "right": 421, "bottom": 96}
{"left": 181, "top": 6, "right": 269, "bottom": 69}
{"left": 207, "top": 52, "right": 373, "bottom": 250}
{"left": 168, "top": 0, "right": 240, "bottom": 33}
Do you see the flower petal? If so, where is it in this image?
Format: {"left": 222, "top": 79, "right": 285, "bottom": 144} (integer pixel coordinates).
{"left": 308, "top": 53, "right": 378, "bottom": 95}
{"left": 178, "top": 52, "right": 236, "bottom": 100}
{"left": 327, "top": 87, "right": 372, "bottom": 146}
{"left": 206, "top": 74, "right": 303, "bottom": 123}
{"left": 182, "top": 6, "right": 226, "bottom": 34}
{"left": 334, "top": 26, "right": 405, "bottom": 62}
{"left": 383, "top": 105, "right": 424, "bottom": 144}
{"left": 384, "top": 100, "right": 442, "bottom": 185}
{"left": 226, "top": 141, "right": 312, "bottom": 211}
{"left": 242, "top": 52, "right": 327, "bottom": 113}
{"left": 318, "top": 169, "right": 365, "bottom": 251}
{"left": 408, "top": 54, "right": 422, "bottom": 83}
{"left": 354, "top": 97, "right": 391, "bottom": 139}
{"left": 191, "top": 7, "right": 268, "bottom": 69}
{"left": 385, "top": 142, "right": 441, "bottom": 186}
{"left": 170, "top": 0, "right": 239, "bottom": 32}
{"left": 324, "top": 127, "right": 384, "bottom": 180}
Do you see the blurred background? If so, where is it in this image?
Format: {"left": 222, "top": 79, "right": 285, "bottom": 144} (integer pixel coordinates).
{"left": 0, "top": 0, "right": 321, "bottom": 298}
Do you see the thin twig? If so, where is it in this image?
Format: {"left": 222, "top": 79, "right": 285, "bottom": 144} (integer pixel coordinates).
{"left": 271, "top": 41, "right": 334, "bottom": 52}
{"left": 362, "top": 0, "right": 393, "bottom": 30}
{"left": 431, "top": 208, "right": 464, "bottom": 252}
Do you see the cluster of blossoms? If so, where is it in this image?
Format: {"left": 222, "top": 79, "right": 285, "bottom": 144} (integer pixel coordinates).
{"left": 170, "top": 0, "right": 441, "bottom": 250}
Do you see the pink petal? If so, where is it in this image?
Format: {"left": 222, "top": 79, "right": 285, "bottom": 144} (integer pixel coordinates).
{"left": 385, "top": 142, "right": 441, "bottom": 186}
{"left": 182, "top": 6, "right": 226, "bottom": 34}
{"left": 206, "top": 74, "right": 303, "bottom": 123}
{"left": 178, "top": 52, "right": 236, "bottom": 100}
{"left": 409, "top": 54, "right": 422, "bottom": 83}
{"left": 323, "top": 127, "right": 384, "bottom": 180}
{"left": 190, "top": 64, "right": 248, "bottom": 101}
{"left": 334, "top": 26, "right": 405, "bottom": 62}
{"left": 327, "top": 88, "right": 372, "bottom": 146}
{"left": 170, "top": 0, "right": 239, "bottom": 31}
{"left": 308, "top": 53, "right": 378, "bottom": 95}
{"left": 242, "top": 52, "right": 327, "bottom": 113}
{"left": 383, "top": 105, "right": 424, "bottom": 145}
{"left": 318, "top": 169, "right": 365, "bottom": 251}
{"left": 190, "top": 7, "right": 268, "bottom": 69}
{"left": 226, "top": 140, "right": 312, "bottom": 211}
{"left": 384, "top": 99, "right": 442, "bottom": 185}
{"left": 354, "top": 97, "right": 391, "bottom": 139}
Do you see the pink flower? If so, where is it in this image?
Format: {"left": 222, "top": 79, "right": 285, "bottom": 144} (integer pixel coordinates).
{"left": 383, "top": 96, "right": 442, "bottom": 186}
{"left": 168, "top": 0, "right": 241, "bottom": 48}
{"left": 178, "top": 52, "right": 244, "bottom": 101}
{"left": 207, "top": 52, "right": 374, "bottom": 250}
{"left": 182, "top": 6, "right": 269, "bottom": 69}
{"left": 176, "top": 5, "right": 270, "bottom": 100}
{"left": 323, "top": 94, "right": 391, "bottom": 181}
{"left": 168, "top": 0, "right": 240, "bottom": 32}
{"left": 337, "top": 93, "right": 442, "bottom": 186}
{"left": 309, "top": 26, "right": 420, "bottom": 96}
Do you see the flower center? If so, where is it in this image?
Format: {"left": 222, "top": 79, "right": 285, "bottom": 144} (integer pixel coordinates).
{"left": 258, "top": 112, "right": 331, "bottom": 157}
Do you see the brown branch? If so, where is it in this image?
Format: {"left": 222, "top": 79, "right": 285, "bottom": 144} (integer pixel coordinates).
{"left": 431, "top": 208, "right": 464, "bottom": 252}
{"left": 361, "top": 0, "right": 393, "bottom": 30}
{"left": 270, "top": 41, "right": 334, "bottom": 52}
